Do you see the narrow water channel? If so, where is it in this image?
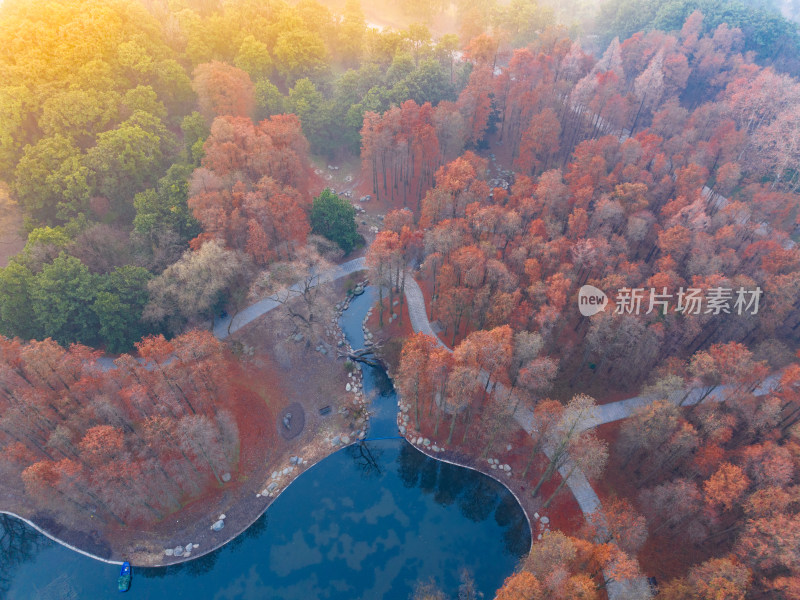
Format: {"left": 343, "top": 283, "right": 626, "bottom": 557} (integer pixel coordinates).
{"left": 0, "top": 287, "right": 530, "bottom": 599}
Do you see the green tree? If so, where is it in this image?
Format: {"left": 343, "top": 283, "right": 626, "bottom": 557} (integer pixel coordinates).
{"left": 310, "top": 189, "right": 361, "bottom": 253}
{"left": 0, "top": 85, "right": 33, "bottom": 175}
{"left": 403, "top": 58, "right": 455, "bottom": 105}
{"left": 255, "top": 79, "right": 287, "bottom": 120}
{"left": 180, "top": 112, "right": 209, "bottom": 164}
{"left": 0, "top": 261, "right": 37, "bottom": 340}
{"left": 273, "top": 27, "right": 328, "bottom": 84}
{"left": 133, "top": 163, "right": 200, "bottom": 243}
{"left": 234, "top": 35, "right": 273, "bottom": 80}
{"left": 13, "top": 135, "right": 90, "bottom": 223}
{"left": 150, "top": 58, "right": 196, "bottom": 117}
{"left": 288, "top": 78, "right": 336, "bottom": 154}
{"left": 29, "top": 254, "right": 99, "bottom": 346}
{"left": 86, "top": 111, "right": 173, "bottom": 214}
{"left": 38, "top": 88, "right": 120, "bottom": 147}
{"left": 93, "top": 265, "right": 153, "bottom": 352}
{"left": 338, "top": 0, "right": 367, "bottom": 65}
{"left": 122, "top": 85, "right": 167, "bottom": 121}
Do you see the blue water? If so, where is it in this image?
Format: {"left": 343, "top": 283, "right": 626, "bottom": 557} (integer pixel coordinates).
{"left": 0, "top": 287, "right": 529, "bottom": 599}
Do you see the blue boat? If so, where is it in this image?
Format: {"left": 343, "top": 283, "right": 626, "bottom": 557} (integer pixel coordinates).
{"left": 117, "top": 562, "right": 131, "bottom": 593}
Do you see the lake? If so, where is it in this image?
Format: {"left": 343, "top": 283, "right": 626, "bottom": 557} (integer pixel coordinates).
{"left": 0, "top": 287, "right": 529, "bottom": 599}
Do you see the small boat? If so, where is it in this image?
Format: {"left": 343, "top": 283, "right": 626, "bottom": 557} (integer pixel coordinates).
{"left": 117, "top": 561, "right": 132, "bottom": 593}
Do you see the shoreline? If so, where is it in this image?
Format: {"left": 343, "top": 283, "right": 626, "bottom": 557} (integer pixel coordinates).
{"left": 403, "top": 441, "right": 535, "bottom": 546}
{"left": 0, "top": 278, "right": 368, "bottom": 569}
{"left": 0, "top": 440, "right": 364, "bottom": 569}
{"left": 2, "top": 270, "right": 535, "bottom": 571}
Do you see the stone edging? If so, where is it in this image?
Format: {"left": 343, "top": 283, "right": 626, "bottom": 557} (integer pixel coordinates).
{"left": 2, "top": 273, "right": 368, "bottom": 569}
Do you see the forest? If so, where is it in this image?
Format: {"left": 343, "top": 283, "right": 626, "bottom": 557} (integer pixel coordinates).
{"left": 362, "top": 6, "right": 800, "bottom": 600}
{"left": 0, "top": 332, "right": 241, "bottom": 525}
{"left": 0, "top": 0, "right": 799, "bottom": 597}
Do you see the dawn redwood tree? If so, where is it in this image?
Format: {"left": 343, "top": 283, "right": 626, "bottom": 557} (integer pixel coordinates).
{"left": 514, "top": 109, "right": 561, "bottom": 177}
{"left": 1, "top": 331, "right": 244, "bottom": 527}
{"left": 495, "top": 571, "right": 545, "bottom": 600}
{"left": 366, "top": 230, "right": 403, "bottom": 326}
{"left": 396, "top": 333, "right": 439, "bottom": 431}
{"left": 192, "top": 61, "right": 255, "bottom": 121}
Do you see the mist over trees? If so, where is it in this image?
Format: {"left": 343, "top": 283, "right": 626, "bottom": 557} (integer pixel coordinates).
{"left": 1, "top": 0, "right": 800, "bottom": 596}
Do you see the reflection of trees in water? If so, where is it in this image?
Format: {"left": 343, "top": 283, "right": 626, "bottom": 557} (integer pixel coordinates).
{"left": 457, "top": 477, "right": 499, "bottom": 524}
{"left": 433, "top": 462, "right": 462, "bottom": 507}
{"left": 397, "top": 442, "right": 427, "bottom": 488}
{"left": 346, "top": 441, "right": 384, "bottom": 479}
{"left": 495, "top": 495, "right": 532, "bottom": 557}
{"left": 395, "top": 443, "right": 530, "bottom": 557}
{"left": 419, "top": 454, "right": 439, "bottom": 494}
{"left": 142, "top": 514, "right": 269, "bottom": 580}
{"left": 0, "top": 514, "right": 54, "bottom": 597}
{"left": 367, "top": 364, "right": 394, "bottom": 396}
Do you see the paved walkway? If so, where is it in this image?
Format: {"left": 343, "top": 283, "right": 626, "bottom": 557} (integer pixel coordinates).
{"left": 403, "top": 275, "right": 651, "bottom": 597}
{"left": 94, "top": 261, "right": 779, "bottom": 598}
{"left": 213, "top": 257, "right": 367, "bottom": 339}
{"left": 402, "top": 272, "right": 782, "bottom": 599}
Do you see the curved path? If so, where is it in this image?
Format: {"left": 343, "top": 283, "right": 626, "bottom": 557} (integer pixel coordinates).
{"left": 402, "top": 274, "right": 781, "bottom": 600}
{"left": 213, "top": 257, "right": 367, "bottom": 339}
{"left": 204, "top": 260, "right": 778, "bottom": 599}
{"left": 15, "top": 256, "right": 780, "bottom": 597}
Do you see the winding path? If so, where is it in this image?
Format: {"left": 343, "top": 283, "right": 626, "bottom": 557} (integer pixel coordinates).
{"left": 213, "top": 257, "right": 368, "bottom": 339}
{"left": 401, "top": 274, "right": 780, "bottom": 600}
{"left": 202, "top": 259, "right": 778, "bottom": 599}
{"left": 21, "top": 256, "right": 779, "bottom": 597}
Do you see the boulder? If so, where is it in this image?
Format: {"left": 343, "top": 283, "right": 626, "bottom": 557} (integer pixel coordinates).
{"left": 341, "top": 435, "right": 350, "bottom": 444}
{"left": 211, "top": 520, "right": 224, "bottom": 531}
{"left": 540, "top": 516, "right": 549, "bottom": 524}
{"left": 221, "top": 472, "right": 231, "bottom": 483}
{"left": 267, "top": 482, "right": 278, "bottom": 493}
{"left": 165, "top": 548, "right": 174, "bottom": 556}
{"left": 173, "top": 546, "right": 184, "bottom": 555}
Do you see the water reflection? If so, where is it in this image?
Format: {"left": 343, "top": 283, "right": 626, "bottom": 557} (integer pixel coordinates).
{"left": 0, "top": 514, "right": 53, "bottom": 597}
{"left": 0, "top": 285, "right": 529, "bottom": 599}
